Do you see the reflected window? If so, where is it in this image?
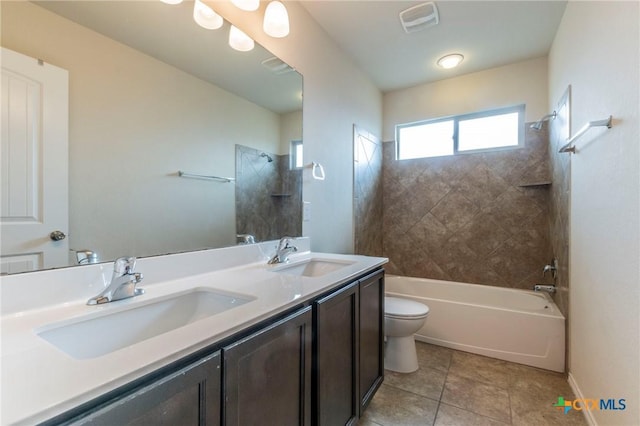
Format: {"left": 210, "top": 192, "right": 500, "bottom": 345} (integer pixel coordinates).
{"left": 291, "top": 139, "right": 303, "bottom": 169}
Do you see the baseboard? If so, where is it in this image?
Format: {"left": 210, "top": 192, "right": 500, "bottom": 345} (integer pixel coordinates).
{"left": 568, "top": 372, "right": 597, "bottom": 426}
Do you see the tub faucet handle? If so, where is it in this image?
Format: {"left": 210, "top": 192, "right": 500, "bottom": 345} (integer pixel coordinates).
{"left": 542, "top": 259, "right": 558, "bottom": 279}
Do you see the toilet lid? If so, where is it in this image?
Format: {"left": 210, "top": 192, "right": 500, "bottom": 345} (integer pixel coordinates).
{"left": 385, "top": 296, "right": 429, "bottom": 319}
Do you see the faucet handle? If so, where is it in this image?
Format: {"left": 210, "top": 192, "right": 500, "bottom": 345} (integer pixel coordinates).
{"left": 542, "top": 258, "right": 558, "bottom": 279}
{"left": 114, "top": 256, "right": 137, "bottom": 275}
{"left": 278, "top": 236, "right": 295, "bottom": 248}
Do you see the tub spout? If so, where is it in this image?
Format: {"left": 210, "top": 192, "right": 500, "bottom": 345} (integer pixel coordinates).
{"left": 533, "top": 284, "right": 556, "bottom": 294}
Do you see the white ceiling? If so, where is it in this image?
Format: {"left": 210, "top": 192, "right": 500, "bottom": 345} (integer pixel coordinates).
{"left": 32, "top": 1, "right": 567, "bottom": 107}
{"left": 301, "top": 0, "right": 568, "bottom": 92}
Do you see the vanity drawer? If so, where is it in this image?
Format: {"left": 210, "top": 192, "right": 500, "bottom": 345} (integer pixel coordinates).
{"left": 68, "top": 352, "right": 221, "bottom": 426}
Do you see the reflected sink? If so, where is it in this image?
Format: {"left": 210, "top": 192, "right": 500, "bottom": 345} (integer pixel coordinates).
{"left": 37, "top": 289, "right": 254, "bottom": 359}
{"left": 271, "top": 258, "right": 356, "bottom": 278}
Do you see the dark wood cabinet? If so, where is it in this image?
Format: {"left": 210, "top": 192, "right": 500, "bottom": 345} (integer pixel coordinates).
{"left": 358, "top": 270, "right": 385, "bottom": 414}
{"left": 53, "top": 268, "right": 384, "bottom": 426}
{"left": 314, "top": 270, "right": 385, "bottom": 425}
{"left": 222, "top": 306, "right": 313, "bottom": 426}
{"left": 70, "top": 351, "right": 221, "bottom": 426}
{"left": 314, "top": 281, "right": 360, "bottom": 426}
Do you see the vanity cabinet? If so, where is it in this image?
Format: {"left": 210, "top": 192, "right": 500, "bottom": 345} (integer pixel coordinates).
{"left": 314, "top": 281, "right": 360, "bottom": 425}
{"left": 68, "top": 351, "right": 221, "bottom": 426}
{"left": 222, "top": 306, "right": 312, "bottom": 425}
{"left": 47, "top": 268, "right": 384, "bottom": 426}
{"left": 314, "top": 269, "right": 385, "bottom": 425}
{"left": 358, "top": 270, "right": 385, "bottom": 414}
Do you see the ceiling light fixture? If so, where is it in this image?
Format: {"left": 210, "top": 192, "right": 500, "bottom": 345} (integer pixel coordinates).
{"left": 437, "top": 53, "right": 464, "bottom": 69}
{"left": 263, "top": 1, "right": 290, "bottom": 38}
{"left": 229, "top": 25, "right": 255, "bottom": 52}
{"left": 230, "top": 0, "right": 260, "bottom": 12}
{"left": 161, "top": 0, "right": 287, "bottom": 53}
{"left": 193, "top": 0, "right": 223, "bottom": 30}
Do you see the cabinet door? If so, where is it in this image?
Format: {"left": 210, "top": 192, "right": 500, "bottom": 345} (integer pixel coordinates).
{"left": 314, "top": 281, "right": 359, "bottom": 426}
{"left": 71, "top": 351, "right": 221, "bottom": 426}
{"left": 223, "top": 307, "right": 312, "bottom": 426}
{"left": 359, "top": 270, "right": 385, "bottom": 414}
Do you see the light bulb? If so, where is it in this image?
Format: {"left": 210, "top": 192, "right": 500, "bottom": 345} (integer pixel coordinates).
{"left": 160, "top": 0, "right": 183, "bottom": 4}
{"left": 229, "top": 26, "right": 254, "bottom": 52}
{"left": 230, "top": 0, "right": 259, "bottom": 12}
{"left": 193, "top": 0, "right": 223, "bottom": 30}
{"left": 437, "top": 54, "right": 464, "bottom": 69}
{"left": 263, "top": 1, "right": 289, "bottom": 38}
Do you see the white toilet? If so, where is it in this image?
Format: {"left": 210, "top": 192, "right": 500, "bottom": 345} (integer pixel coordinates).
{"left": 384, "top": 296, "right": 430, "bottom": 373}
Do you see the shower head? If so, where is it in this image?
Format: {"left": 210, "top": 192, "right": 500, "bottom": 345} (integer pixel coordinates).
{"left": 530, "top": 111, "right": 557, "bottom": 130}
{"left": 260, "top": 152, "right": 273, "bottom": 162}
{"left": 530, "top": 121, "right": 544, "bottom": 131}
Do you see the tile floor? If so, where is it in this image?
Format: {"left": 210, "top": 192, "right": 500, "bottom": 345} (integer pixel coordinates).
{"left": 360, "top": 342, "right": 588, "bottom": 426}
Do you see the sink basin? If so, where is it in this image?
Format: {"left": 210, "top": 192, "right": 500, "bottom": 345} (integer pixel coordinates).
{"left": 271, "top": 258, "right": 355, "bottom": 278}
{"left": 37, "top": 289, "right": 254, "bottom": 359}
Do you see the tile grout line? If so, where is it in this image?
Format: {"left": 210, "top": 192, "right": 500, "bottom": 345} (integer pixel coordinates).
{"left": 430, "top": 355, "right": 453, "bottom": 426}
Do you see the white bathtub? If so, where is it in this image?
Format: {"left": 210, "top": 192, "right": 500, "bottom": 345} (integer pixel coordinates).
{"left": 385, "top": 275, "right": 565, "bottom": 372}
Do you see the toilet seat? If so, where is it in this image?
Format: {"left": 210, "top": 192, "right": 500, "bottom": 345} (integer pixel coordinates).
{"left": 385, "top": 296, "right": 429, "bottom": 319}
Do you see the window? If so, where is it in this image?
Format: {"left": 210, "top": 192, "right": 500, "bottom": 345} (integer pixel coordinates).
{"left": 396, "top": 105, "right": 525, "bottom": 160}
{"left": 290, "top": 139, "right": 303, "bottom": 169}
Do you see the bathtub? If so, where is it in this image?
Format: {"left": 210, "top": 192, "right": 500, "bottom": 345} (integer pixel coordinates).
{"left": 385, "top": 275, "right": 565, "bottom": 372}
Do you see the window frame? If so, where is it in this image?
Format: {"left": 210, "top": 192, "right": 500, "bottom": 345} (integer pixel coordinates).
{"left": 395, "top": 104, "right": 525, "bottom": 160}
{"left": 290, "top": 139, "right": 303, "bottom": 170}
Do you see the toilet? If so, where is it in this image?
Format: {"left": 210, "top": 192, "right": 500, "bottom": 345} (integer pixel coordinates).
{"left": 384, "top": 296, "right": 430, "bottom": 373}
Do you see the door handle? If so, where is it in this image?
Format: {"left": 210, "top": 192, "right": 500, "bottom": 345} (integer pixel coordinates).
{"left": 49, "top": 230, "right": 66, "bottom": 241}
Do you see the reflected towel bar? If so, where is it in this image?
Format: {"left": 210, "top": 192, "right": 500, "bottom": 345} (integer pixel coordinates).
{"left": 178, "top": 171, "right": 235, "bottom": 182}
{"left": 559, "top": 115, "right": 612, "bottom": 154}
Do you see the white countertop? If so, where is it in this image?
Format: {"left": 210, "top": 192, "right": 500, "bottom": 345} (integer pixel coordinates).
{"left": 1, "top": 247, "right": 386, "bottom": 425}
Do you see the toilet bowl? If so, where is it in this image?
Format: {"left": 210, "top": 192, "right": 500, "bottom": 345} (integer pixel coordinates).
{"left": 384, "top": 296, "right": 429, "bottom": 373}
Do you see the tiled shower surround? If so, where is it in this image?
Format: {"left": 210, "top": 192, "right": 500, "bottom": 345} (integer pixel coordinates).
{"left": 548, "top": 122, "right": 570, "bottom": 318}
{"left": 235, "top": 144, "right": 302, "bottom": 243}
{"left": 354, "top": 126, "right": 384, "bottom": 257}
{"left": 374, "top": 126, "right": 555, "bottom": 290}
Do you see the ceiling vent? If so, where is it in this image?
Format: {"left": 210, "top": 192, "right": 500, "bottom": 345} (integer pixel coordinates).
{"left": 399, "top": 2, "right": 439, "bottom": 34}
{"left": 261, "top": 57, "right": 295, "bottom": 75}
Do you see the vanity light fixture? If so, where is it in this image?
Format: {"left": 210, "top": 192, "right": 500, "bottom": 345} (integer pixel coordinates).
{"left": 193, "top": 0, "right": 223, "bottom": 30}
{"left": 229, "top": 25, "right": 255, "bottom": 52}
{"left": 263, "top": 1, "right": 290, "bottom": 38}
{"left": 160, "top": 0, "right": 183, "bottom": 4}
{"left": 231, "top": 0, "right": 260, "bottom": 12}
{"left": 437, "top": 53, "right": 464, "bottom": 69}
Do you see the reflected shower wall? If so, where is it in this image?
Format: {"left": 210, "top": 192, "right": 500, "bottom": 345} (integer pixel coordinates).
{"left": 235, "top": 145, "right": 302, "bottom": 243}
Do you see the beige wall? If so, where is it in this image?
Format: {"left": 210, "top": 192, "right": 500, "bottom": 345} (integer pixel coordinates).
{"left": 211, "top": 1, "right": 383, "bottom": 254}
{"left": 549, "top": 2, "right": 639, "bottom": 425}
{"left": 383, "top": 57, "right": 549, "bottom": 141}
{"left": 280, "top": 110, "right": 303, "bottom": 155}
{"left": 2, "top": 2, "right": 281, "bottom": 261}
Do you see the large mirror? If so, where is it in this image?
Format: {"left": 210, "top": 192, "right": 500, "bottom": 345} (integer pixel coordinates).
{"left": 1, "top": 1, "right": 303, "bottom": 274}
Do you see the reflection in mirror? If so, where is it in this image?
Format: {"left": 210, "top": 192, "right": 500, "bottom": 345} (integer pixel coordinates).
{"left": 235, "top": 144, "right": 302, "bottom": 243}
{"left": 0, "top": 1, "right": 302, "bottom": 274}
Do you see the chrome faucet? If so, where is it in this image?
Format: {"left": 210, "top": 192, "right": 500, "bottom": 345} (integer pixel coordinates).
{"left": 268, "top": 237, "right": 298, "bottom": 264}
{"left": 87, "top": 256, "right": 144, "bottom": 305}
{"left": 237, "top": 234, "right": 256, "bottom": 245}
{"left": 542, "top": 259, "right": 558, "bottom": 280}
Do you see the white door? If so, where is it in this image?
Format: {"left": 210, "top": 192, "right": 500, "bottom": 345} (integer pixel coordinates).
{"left": 1, "top": 47, "right": 69, "bottom": 274}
